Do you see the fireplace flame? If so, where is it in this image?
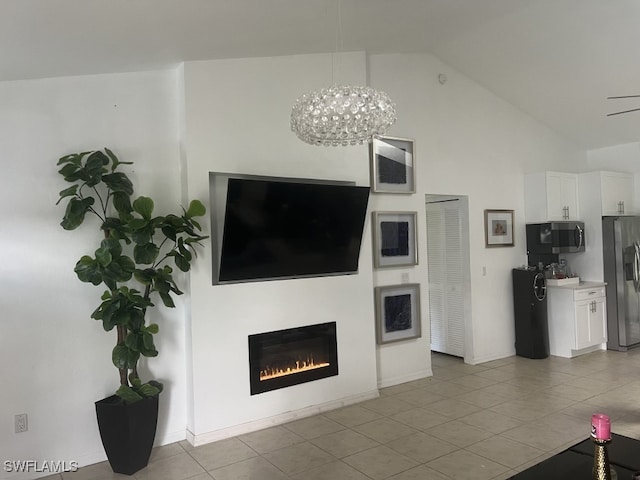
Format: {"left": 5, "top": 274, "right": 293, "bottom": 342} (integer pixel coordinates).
{"left": 260, "top": 357, "right": 330, "bottom": 381}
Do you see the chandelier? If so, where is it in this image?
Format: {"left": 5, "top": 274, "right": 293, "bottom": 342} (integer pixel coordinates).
{"left": 289, "top": 0, "right": 396, "bottom": 146}
{"left": 290, "top": 84, "right": 397, "bottom": 146}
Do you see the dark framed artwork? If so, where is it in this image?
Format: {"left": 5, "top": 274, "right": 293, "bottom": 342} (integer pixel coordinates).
{"left": 484, "top": 209, "right": 514, "bottom": 247}
{"left": 374, "top": 284, "right": 422, "bottom": 344}
{"left": 372, "top": 211, "right": 418, "bottom": 268}
{"left": 370, "top": 136, "right": 415, "bottom": 193}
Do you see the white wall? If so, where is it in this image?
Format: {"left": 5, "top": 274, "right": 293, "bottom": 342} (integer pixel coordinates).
{"left": 368, "top": 53, "right": 585, "bottom": 364}
{"left": 181, "top": 52, "right": 380, "bottom": 444}
{"left": 0, "top": 70, "right": 188, "bottom": 478}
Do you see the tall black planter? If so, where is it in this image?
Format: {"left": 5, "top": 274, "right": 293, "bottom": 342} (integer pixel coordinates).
{"left": 95, "top": 394, "right": 159, "bottom": 475}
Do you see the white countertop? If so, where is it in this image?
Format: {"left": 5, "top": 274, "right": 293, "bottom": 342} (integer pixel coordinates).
{"left": 547, "top": 280, "right": 606, "bottom": 290}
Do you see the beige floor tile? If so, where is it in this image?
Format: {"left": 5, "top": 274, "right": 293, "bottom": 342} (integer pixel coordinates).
{"left": 560, "top": 401, "right": 609, "bottom": 420}
{"left": 387, "top": 464, "right": 453, "bottom": 479}
{"left": 208, "top": 457, "right": 287, "bottom": 480}
{"left": 392, "top": 388, "right": 447, "bottom": 407}
{"left": 310, "top": 428, "right": 380, "bottom": 458}
{"left": 426, "top": 399, "right": 483, "bottom": 419}
{"left": 323, "top": 404, "right": 384, "bottom": 427}
{"left": 432, "top": 355, "right": 463, "bottom": 368}
{"left": 428, "top": 420, "right": 493, "bottom": 448}
{"left": 262, "top": 441, "right": 335, "bottom": 475}
{"left": 458, "top": 409, "right": 524, "bottom": 434}
{"left": 541, "top": 383, "right": 598, "bottom": 401}
{"left": 386, "top": 431, "right": 458, "bottom": 463}
{"left": 134, "top": 452, "right": 205, "bottom": 480}
{"left": 488, "top": 399, "right": 554, "bottom": 422}
{"left": 178, "top": 439, "right": 195, "bottom": 452}
{"left": 403, "top": 376, "right": 443, "bottom": 388}
{"left": 290, "top": 460, "right": 370, "bottom": 480}
{"left": 473, "top": 368, "right": 519, "bottom": 382}
{"left": 380, "top": 383, "right": 420, "bottom": 396}
{"left": 523, "top": 392, "right": 576, "bottom": 411}
{"left": 62, "top": 461, "right": 131, "bottom": 480}
{"left": 189, "top": 437, "right": 257, "bottom": 471}
{"left": 465, "top": 435, "right": 545, "bottom": 469}
{"left": 474, "top": 383, "right": 530, "bottom": 401}
{"left": 427, "top": 450, "right": 509, "bottom": 480}
{"left": 283, "top": 415, "right": 345, "bottom": 439}
{"left": 238, "top": 425, "right": 304, "bottom": 454}
{"left": 457, "top": 389, "right": 508, "bottom": 409}
{"left": 447, "top": 374, "right": 501, "bottom": 390}
{"left": 423, "top": 382, "right": 474, "bottom": 398}
{"left": 353, "top": 418, "right": 418, "bottom": 443}
{"left": 359, "top": 395, "right": 415, "bottom": 416}
{"left": 147, "top": 443, "right": 188, "bottom": 463}
{"left": 537, "top": 412, "right": 589, "bottom": 438}
{"left": 390, "top": 407, "right": 451, "bottom": 431}
{"left": 342, "top": 445, "right": 418, "bottom": 480}
{"left": 432, "top": 368, "right": 471, "bottom": 381}
{"left": 500, "top": 422, "right": 583, "bottom": 452}
{"left": 563, "top": 376, "right": 613, "bottom": 394}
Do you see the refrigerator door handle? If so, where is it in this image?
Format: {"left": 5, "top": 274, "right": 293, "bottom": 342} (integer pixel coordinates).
{"left": 634, "top": 242, "right": 640, "bottom": 293}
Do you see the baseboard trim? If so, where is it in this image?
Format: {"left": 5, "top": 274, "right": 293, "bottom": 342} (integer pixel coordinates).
{"left": 467, "top": 350, "right": 515, "bottom": 365}
{"left": 377, "top": 368, "right": 433, "bottom": 389}
{"left": 186, "top": 389, "right": 380, "bottom": 447}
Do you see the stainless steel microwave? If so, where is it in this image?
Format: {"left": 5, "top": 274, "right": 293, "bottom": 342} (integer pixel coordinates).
{"left": 526, "top": 221, "right": 585, "bottom": 254}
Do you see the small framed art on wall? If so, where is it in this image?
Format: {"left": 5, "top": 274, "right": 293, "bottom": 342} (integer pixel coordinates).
{"left": 372, "top": 211, "right": 418, "bottom": 268}
{"left": 374, "top": 283, "right": 422, "bottom": 344}
{"left": 369, "top": 136, "right": 415, "bottom": 194}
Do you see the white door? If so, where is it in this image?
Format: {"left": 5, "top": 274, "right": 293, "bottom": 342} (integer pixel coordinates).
{"left": 426, "top": 197, "right": 468, "bottom": 357}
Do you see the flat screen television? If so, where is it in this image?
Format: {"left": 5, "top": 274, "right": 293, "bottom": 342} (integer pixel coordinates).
{"left": 209, "top": 173, "right": 370, "bottom": 284}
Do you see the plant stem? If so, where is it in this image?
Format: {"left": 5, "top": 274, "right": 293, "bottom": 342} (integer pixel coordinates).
{"left": 116, "top": 325, "right": 128, "bottom": 386}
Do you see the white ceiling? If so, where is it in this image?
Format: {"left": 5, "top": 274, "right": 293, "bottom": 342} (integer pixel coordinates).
{"left": 4, "top": 0, "right": 640, "bottom": 150}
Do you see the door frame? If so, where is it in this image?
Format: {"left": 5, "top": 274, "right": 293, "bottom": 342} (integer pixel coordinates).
{"left": 425, "top": 194, "right": 474, "bottom": 364}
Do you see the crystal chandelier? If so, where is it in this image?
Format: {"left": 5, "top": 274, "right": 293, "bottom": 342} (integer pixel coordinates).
{"left": 290, "top": 84, "right": 397, "bottom": 146}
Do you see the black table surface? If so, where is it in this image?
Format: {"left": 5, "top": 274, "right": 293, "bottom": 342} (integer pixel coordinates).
{"left": 508, "top": 433, "right": 640, "bottom": 480}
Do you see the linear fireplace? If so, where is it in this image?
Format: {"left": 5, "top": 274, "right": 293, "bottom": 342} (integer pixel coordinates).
{"left": 248, "top": 322, "right": 338, "bottom": 395}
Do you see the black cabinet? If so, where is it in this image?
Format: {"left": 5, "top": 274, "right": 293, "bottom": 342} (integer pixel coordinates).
{"left": 512, "top": 268, "right": 549, "bottom": 359}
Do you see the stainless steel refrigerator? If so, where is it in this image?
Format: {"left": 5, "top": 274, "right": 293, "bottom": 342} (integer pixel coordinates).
{"left": 602, "top": 216, "right": 640, "bottom": 351}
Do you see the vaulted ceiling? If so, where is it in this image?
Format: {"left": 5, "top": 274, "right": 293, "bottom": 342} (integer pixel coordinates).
{"left": 4, "top": 0, "right": 640, "bottom": 150}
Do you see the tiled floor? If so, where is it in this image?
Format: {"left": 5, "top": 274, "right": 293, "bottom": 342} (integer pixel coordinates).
{"left": 53, "top": 349, "right": 640, "bottom": 480}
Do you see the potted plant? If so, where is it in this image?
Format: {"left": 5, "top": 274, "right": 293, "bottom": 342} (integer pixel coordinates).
{"left": 56, "top": 148, "right": 207, "bottom": 475}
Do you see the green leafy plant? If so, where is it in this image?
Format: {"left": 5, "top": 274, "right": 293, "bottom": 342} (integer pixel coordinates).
{"left": 57, "top": 148, "right": 207, "bottom": 404}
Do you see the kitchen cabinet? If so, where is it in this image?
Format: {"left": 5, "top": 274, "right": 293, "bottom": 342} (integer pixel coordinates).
{"left": 600, "top": 171, "right": 634, "bottom": 215}
{"left": 547, "top": 283, "right": 606, "bottom": 358}
{"left": 525, "top": 172, "right": 579, "bottom": 223}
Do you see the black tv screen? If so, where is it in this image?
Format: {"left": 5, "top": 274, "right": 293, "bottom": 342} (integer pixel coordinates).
{"left": 210, "top": 174, "right": 370, "bottom": 284}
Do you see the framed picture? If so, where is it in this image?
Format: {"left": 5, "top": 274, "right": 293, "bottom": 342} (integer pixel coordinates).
{"left": 374, "top": 284, "right": 422, "bottom": 344}
{"left": 370, "top": 136, "right": 415, "bottom": 193}
{"left": 484, "top": 209, "right": 514, "bottom": 247}
{"left": 372, "top": 211, "right": 418, "bottom": 268}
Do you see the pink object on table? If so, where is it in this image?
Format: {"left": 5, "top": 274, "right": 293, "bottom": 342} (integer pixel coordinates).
{"left": 591, "top": 413, "right": 611, "bottom": 441}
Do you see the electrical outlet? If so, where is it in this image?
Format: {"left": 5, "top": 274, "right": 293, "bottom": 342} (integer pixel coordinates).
{"left": 15, "top": 413, "right": 28, "bottom": 433}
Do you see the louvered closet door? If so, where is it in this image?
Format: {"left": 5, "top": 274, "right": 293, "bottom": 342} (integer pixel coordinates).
{"left": 426, "top": 201, "right": 465, "bottom": 357}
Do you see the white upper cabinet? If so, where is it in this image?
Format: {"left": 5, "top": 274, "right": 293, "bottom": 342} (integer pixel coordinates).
{"left": 599, "top": 171, "right": 634, "bottom": 215}
{"left": 579, "top": 171, "right": 635, "bottom": 216}
{"left": 525, "top": 172, "right": 579, "bottom": 223}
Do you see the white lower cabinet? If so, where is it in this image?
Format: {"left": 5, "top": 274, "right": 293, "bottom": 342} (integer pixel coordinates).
{"left": 547, "top": 284, "right": 607, "bottom": 358}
